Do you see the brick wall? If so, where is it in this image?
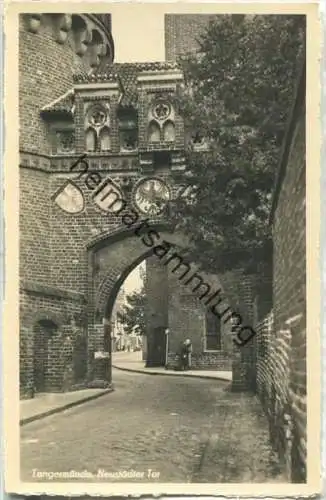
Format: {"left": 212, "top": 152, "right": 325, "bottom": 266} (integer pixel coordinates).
{"left": 19, "top": 15, "right": 90, "bottom": 155}
{"left": 255, "top": 313, "right": 302, "bottom": 481}
{"left": 19, "top": 287, "right": 86, "bottom": 397}
{"left": 256, "top": 65, "right": 306, "bottom": 481}
{"left": 166, "top": 271, "right": 232, "bottom": 370}
{"left": 19, "top": 14, "right": 112, "bottom": 396}
{"left": 273, "top": 114, "right": 306, "bottom": 340}
{"left": 20, "top": 168, "right": 50, "bottom": 283}
{"left": 92, "top": 232, "right": 237, "bottom": 371}
{"left": 272, "top": 69, "right": 306, "bottom": 482}
{"left": 165, "top": 14, "right": 216, "bottom": 62}
{"left": 219, "top": 269, "right": 255, "bottom": 324}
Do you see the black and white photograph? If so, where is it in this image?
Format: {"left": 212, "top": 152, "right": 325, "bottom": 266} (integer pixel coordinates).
{"left": 3, "top": 2, "right": 321, "bottom": 496}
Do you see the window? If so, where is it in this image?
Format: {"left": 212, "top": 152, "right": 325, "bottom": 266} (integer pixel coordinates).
{"left": 84, "top": 102, "right": 111, "bottom": 152}
{"left": 163, "top": 121, "right": 175, "bottom": 142}
{"left": 148, "top": 121, "right": 160, "bottom": 143}
{"left": 120, "top": 130, "right": 137, "bottom": 151}
{"left": 55, "top": 130, "right": 75, "bottom": 154}
{"left": 204, "top": 311, "right": 221, "bottom": 351}
{"left": 147, "top": 98, "right": 175, "bottom": 144}
{"left": 99, "top": 127, "right": 111, "bottom": 151}
{"left": 85, "top": 128, "right": 97, "bottom": 152}
{"left": 118, "top": 108, "right": 138, "bottom": 152}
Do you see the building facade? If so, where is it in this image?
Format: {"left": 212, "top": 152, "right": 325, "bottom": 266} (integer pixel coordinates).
{"left": 19, "top": 12, "right": 256, "bottom": 398}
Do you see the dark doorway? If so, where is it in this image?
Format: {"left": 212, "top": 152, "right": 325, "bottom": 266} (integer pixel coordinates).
{"left": 33, "top": 319, "right": 57, "bottom": 392}
{"left": 73, "top": 334, "right": 88, "bottom": 384}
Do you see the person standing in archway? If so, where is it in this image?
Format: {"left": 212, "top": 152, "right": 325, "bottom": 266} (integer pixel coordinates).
{"left": 180, "top": 338, "right": 192, "bottom": 370}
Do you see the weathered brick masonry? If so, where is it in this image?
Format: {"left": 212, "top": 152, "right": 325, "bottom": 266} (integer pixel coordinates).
{"left": 20, "top": 13, "right": 258, "bottom": 398}
{"left": 19, "top": 13, "right": 115, "bottom": 397}
{"left": 165, "top": 14, "right": 216, "bottom": 62}
{"left": 255, "top": 63, "right": 306, "bottom": 481}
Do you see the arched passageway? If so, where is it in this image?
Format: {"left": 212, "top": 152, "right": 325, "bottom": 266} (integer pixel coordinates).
{"left": 85, "top": 224, "right": 256, "bottom": 390}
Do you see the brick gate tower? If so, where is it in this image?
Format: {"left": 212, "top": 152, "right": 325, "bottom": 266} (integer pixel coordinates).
{"left": 19, "top": 12, "right": 254, "bottom": 399}
{"left": 19, "top": 13, "right": 115, "bottom": 397}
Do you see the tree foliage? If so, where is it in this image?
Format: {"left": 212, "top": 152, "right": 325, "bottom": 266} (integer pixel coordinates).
{"left": 173, "top": 14, "right": 305, "bottom": 274}
{"left": 117, "top": 287, "right": 147, "bottom": 336}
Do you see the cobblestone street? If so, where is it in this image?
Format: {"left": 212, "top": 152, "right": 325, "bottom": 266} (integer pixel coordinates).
{"left": 21, "top": 370, "right": 286, "bottom": 483}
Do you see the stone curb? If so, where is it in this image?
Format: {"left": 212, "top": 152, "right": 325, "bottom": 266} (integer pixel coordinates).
{"left": 20, "top": 388, "right": 114, "bottom": 426}
{"left": 112, "top": 364, "right": 231, "bottom": 383}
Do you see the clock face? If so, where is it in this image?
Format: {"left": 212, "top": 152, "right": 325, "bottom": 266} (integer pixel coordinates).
{"left": 133, "top": 178, "right": 170, "bottom": 216}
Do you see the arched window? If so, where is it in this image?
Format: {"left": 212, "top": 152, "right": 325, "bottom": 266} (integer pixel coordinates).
{"left": 148, "top": 121, "right": 160, "bottom": 143}
{"left": 85, "top": 128, "right": 96, "bottom": 152}
{"left": 99, "top": 126, "right": 111, "bottom": 151}
{"left": 163, "top": 120, "right": 175, "bottom": 142}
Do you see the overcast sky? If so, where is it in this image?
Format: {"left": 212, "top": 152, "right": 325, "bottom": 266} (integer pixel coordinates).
{"left": 111, "top": 7, "right": 165, "bottom": 63}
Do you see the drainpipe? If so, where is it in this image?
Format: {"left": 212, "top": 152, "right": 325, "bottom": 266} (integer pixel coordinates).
{"left": 165, "top": 328, "right": 170, "bottom": 369}
{"left": 103, "top": 317, "right": 112, "bottom": 386}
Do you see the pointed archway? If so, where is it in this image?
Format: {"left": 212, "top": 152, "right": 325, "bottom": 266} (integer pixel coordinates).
{"left": 85, "top": 223, "right": 256, "bottom": 390}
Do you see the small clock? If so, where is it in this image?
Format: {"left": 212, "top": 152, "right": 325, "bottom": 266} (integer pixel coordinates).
{"left": 133, "top": 178, "right": 171, "bottom": 216}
